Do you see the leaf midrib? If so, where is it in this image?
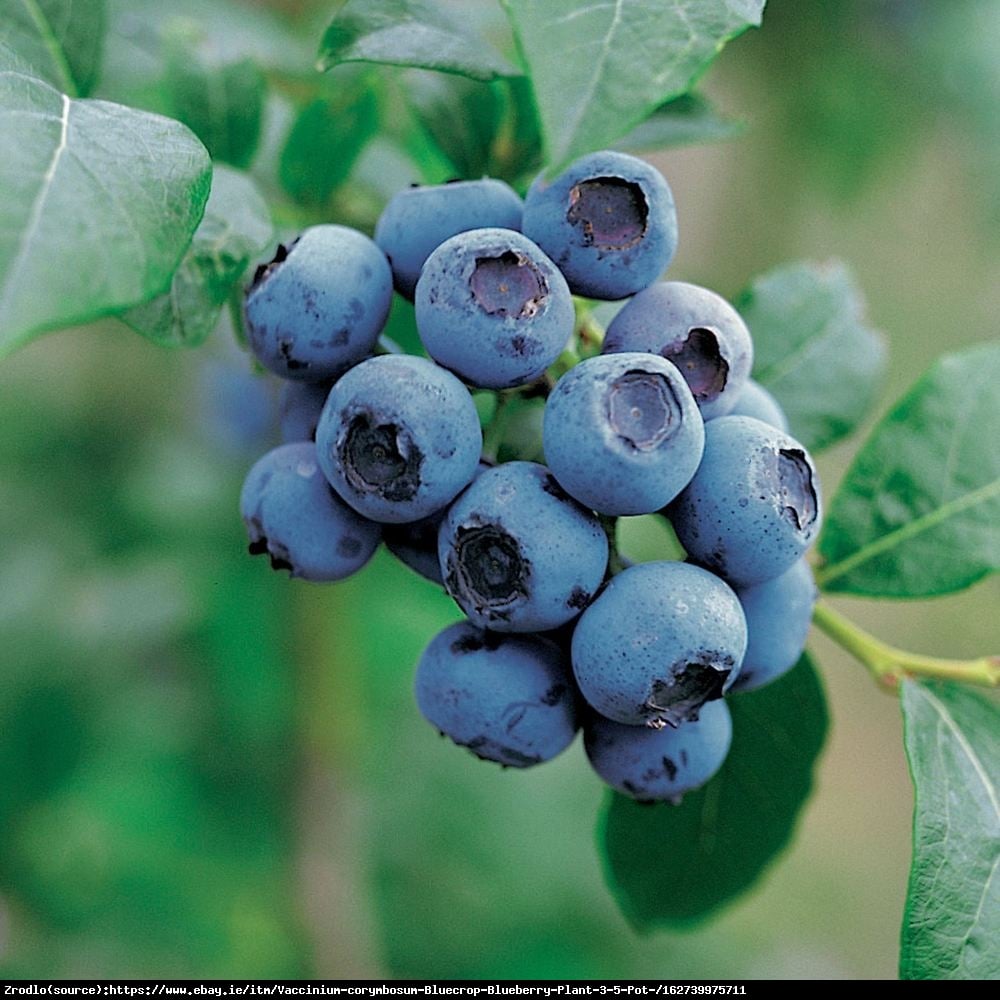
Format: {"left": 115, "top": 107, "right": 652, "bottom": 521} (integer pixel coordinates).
{"left": 0, "top": 81, "right": 71, "bottom": 325}
{"left": 914, "top": 685, "right": 1000, "bottom": 976}
{"left": 818, "top": 477, "right": 1000, "bottom": 587}
{"left": 18, "top": 0, "right": 78, "bottom": 96}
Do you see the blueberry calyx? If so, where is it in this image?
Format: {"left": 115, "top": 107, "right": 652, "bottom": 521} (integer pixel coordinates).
{"left": 566, "top": 176, "right": 648, "bottom": 250}
{"left": 644, "top": 660, "right": 732, "bottom": 728}
{"left": 469, "top": 251, "right": 548, "bottom": 319}
{"left": 778, "top": 448, "right": 819, "bottom": 531}
{"left": 607, "top": 370, "right": 681, "bottom": 451}
{"left": 340, "top": 412, "right": 422, "bottom": 502}
{"left": 661, "top": 327, "right": 729, "bottom": 401}
{"left": 449, "top": 523, "right": 529, "bottom": 611}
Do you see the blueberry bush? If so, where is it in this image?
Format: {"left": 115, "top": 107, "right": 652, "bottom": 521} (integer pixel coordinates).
{"left": 0, "top": 0, "right": 997, "bottom": 981}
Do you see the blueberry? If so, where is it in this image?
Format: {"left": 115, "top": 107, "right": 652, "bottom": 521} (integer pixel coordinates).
{"left": 375, "top": 179, "right": 524, "bottom": 299}
{"left": 522, "top": 150, "right": 677, "bottom": 300}
{"left": 438, "top": 461, "right": 609, "bottom": 633}
{"left": 279, "top": 378, "right": 333, "bottom": 442}
{"left": 383, "top": 460, "right": 490, "bottom": 585}
{"left": 669, "top": 416, "right": 822, "bottom": 587}
{"left": 732, "top": 558, "right": 817, "bottom": 692}
{"left": 414, "top": 621, "right": 579, "bottom": 767}
{"left": 415, "top": 228, "right": 574, "bottom": 389}
{"left": 727, "top": 378, "right": 790, "bottom": 433}
{"left": 571, "top": 561, "right": 746, "bottom": 727}
{"left": 244, "top": 225, "right": 392, "bottom": 381}
{"left": 603, "top": 281, "right": 753, "bottom": 420}
{"left": 585, "top": 699, "right": 732, "bottom": 802}
{"left": 240, "top": 442, "right": 381, "bottom": 581}
{"left": 315, "top": 354, "right": 482, "bottom": 524}
{"left": 543, "top": 352, "right": 704, "bottom": 515}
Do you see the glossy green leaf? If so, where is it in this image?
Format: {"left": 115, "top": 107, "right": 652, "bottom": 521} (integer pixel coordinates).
{"left": 900, "top": 681, "right": 1000, "bottom": 980}
{"left": 118, "top": 166, "right": 272, "bottom": 348}
{"left": 319, "top": 0, "right": 517, "bottom": 82}
{"left": 405, "top": 71, "right": 542, "bottom": 186}
{"left": 600, "top": 654, "right": 827, "bottom": 929}
{"left": 279, "top": 80, "right": 378, "bottom": 207}
{"left": 0, "top": 71, "right": 211, "bottom": 357}
{"left": 616, "top": 93, "right": 741, "bottom": 152}
{"left": 737, "top": 260, "right": 887, "bottom": 452}
{"left": 818, "top": 342, "right": 1000, "bottom": 596}
{"left": 0, "top": 0, "right": 105, "bottom": 96}
{"left": 501, "top": 0, "right": 764, "bottom": 170}
{"left": 161, "top": 21, "right": 265, "bottom": 169}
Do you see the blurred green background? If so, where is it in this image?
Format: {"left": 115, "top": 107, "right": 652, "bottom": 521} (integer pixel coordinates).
{"left": 2, "top": 0, "right": 998, "bottom": 980}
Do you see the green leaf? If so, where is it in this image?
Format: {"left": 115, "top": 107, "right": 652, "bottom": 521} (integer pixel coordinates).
{"left": 404, "top": 71, "right": 542, "bottom": 187}
{"left": 279, "top": 79, "right": 378, "bottom": 207}
{"left": 615, "top": 93, "right": 741, "bottom": 152}
{"left": 900, "top": 681, "right": 1000, "bottom": 980}
{"left": 737, "top": 259, "right": 887, "bottom": 453}
{"left": 161, "top": 20, "right": 265, "bottom": 169}
{"left": 501, "top": 0, "right": 764, "bottom": 170}
{"left": 318, "top": 0, "right": 518, "bottom": 82}
{"left": 818, "top": 342, "right": 1000, "bottom": 597}
{"left": 600, "top": 654, "right": 827, "bottom": 929}
{"left": 0, "top": 0, "right": 104, "bottom": 96}
{"left": 0, "top": 71, "right": 211, "bottom": 357}
{"left": 118, "top": 166, "right": 272, "bottom": 349}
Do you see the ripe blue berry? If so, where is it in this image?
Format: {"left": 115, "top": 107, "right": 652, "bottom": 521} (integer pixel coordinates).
{"left": 727, "top": 378, "right": 790, "bottom": 433}
{"left": 585, "top": 699, "right": 732, "bottom": 802}
{"left": 279, "top": 378, "right": 332, "bottom": 442}
{"left": 415, "top": 228, "right": 574, "bottom": 389}
{"left": 315, "top": 354, "right": 481, "bottom": 524}
{"left": 415, "top": 621, "right": 579, "bottom": 767}
{"left": 603, "top": 281, "right": 753, "bottom": 420}
{"left": 439, "top": 462, "right": 609, "bottom": 633}
{"left": 240, "top": 442, "right": 381, "bottom": 582}
{"left": 670, "top": 416, "right": 822, "bottom": 587}
{"left": 543, "top": 352, "right": 704, "bottom": 515}
{"left": 522, "top": 150, "right": 677, "bottom": 300}
{"left": 375, "top": 179, "right": 523, "bottom": 299}
{"left": 732, "top": 558, "right": 817, "bottom": 692}
{"left": 571, "top": 561, "right": 746, "bottom": 727}
{"left": 245, "top": 225, "right": 392, "bottom": 381}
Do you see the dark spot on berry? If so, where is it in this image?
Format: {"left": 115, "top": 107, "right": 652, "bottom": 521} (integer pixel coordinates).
{"left": 337, "top": 536, "right": 363, "bottom": 559}
{"left": 340, "top": 411, "right": 422, "bottom": 502}
{"left": 278, "top": 339, "right": 309, "bottom": 371}
{"left": 470, "top": 251, "right": 548, "bottom": 319}
{"left": 566, "top": 176, "right": 648, "bottom": 250}
{"left": 778, "top": 448, "right": 818, "bottom": 531}
{"left": 662, "top": 756, "right": 678, "bottom": 781}
{"left": 567, "top": 586, "right": 590, "bottom": 610}
{"left": 331, "top": 328, "right": 350, "bottom": 347}
{"left": 661, "top": 328, "right": 728, "bottom": 401}
{"left": 607, "top": 370, "right": 681, "bottom": 450}
{"left": 541, "top": 683, "right": 567, "bottom": 706}
{"left": 623, "top": 779, "right": 643, "bottom": 797}
{"left": 449, "top": 630, "right": 503, "bottom": 655}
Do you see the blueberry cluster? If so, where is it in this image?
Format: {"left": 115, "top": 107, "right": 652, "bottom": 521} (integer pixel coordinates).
{"left": 238, "top": 150, "right": 821, "bottom": 803}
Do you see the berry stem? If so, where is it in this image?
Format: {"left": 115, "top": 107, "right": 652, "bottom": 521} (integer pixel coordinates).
{"left": 812, "top": 600, "right": 1000, "bottom": 690}
{"left": 598, "top": 514, "right": 629, "bottom": 577}
{"left": 573, "top": 298, "right": 606, "bottom": 356}
{"left": 482, "top": 392, "right": 513, "bottom": 462}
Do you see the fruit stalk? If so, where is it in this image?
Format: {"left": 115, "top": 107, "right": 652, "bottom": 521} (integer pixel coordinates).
{"left": 812, "top": 600, "right": 1000, "bottom": 689}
